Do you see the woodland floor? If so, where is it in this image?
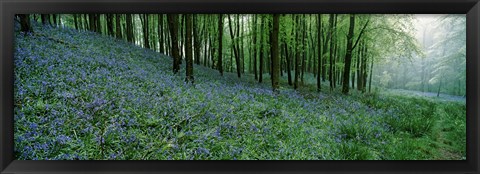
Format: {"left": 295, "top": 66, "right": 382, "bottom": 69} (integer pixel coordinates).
{"left": 13, "top": 22, "right": 466, "bottom": 160}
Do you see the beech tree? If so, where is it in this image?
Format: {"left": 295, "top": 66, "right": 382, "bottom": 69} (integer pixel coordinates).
{"left": 46, "top": 13, "right": 437, "bottom": 94}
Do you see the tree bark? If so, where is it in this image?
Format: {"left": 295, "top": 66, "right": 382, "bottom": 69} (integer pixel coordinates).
{"left": 328, "top": 14, "right": 335, "bottom": 91}
{"left": 106, "top": 14, "right": 114, "bottom": 36}
{"left": 193, "top": 15, "right": 201, "bottom": 65}
{"left": 259, "top": 15, "right": 265, "bottom": 83}
{"left": 285, "top": 40, "right": 293, "bottom": 86}
{"left": 341, "top": 14, "right": 356, "bottom": 94}
{"left": 217, "top": 14, "right": 224, "bottom": 76}
{"left": 317, "top": 14, "right": 322, "bottom": 92}
{"left": 18, "top": 14, "right": 33, "bottom": 33}
{"left": 271, "top": 14, "right": 280, "bottom": 92}
{"left": 41, "top": 14, "right": 47, "bottom": 25}
{"left": 227, "top": 14, "right": 242, "bottom": 78}
{"left": 253, "top": 15, "right": 258, "bottom": 81}
{"left": 167, "top": 14, "right": 181, "bottom": 74}
{"left": 185, "top": 14, "right": 194, "bottom": 83}
{"left": 142, "top": 14, "right": 151, "bottom": 49}
{"left": 126, "top": 14, "right": 134, "bottom": 43}
{"left": 115, "top": 14, "right": 122, "bottom": 39}
{"left": 368, "top": 55, "right": 374, "bottom": 93}
{"left": 294, "top": 15, "right": 301, "bottom": 90}
{"left": 74, "top": 14, "right": 79, "bottom": 30}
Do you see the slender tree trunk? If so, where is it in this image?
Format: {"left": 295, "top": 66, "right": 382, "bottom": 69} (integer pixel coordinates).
{"left": 301, "top": 14, "right": 306, "bottom": 84}
{"left": 74, "top": 14, "right": 79, "bottom": 30}
{"left": 253, "top": 15, "right": 258, "bottom": 80}
{"left": 158, "top": 15, "right": 165, "bottom": 53}
{"left": 52, "top": 14, "right": 57, "bottom": 27}
{"left": 368, "top": 55, "right": 374, "bottom": 93}
{"left": 41, "top": 14, "right": 47, "bottom": 25}
{"left": 106, "top": 14, "right": 114, "bottom": 36}
{"left": 437, "top": 76, "right": 442, "bottom": 97}
{"left": 217, "top": 14, "right": 224, "bottom": 76}
{"left": 317, "top": 14, "right": 322, "bottom": 92}
{"left": 89, "top": 14, "right": 95, "bottom": 31}
{"left": 193, "top": 15, "right": 201, "bottom": 65}
{"left": 115, "top": 14, "right": 122, "bottom": 39}
{"left": 227, "top": 14, "right": 241, "bottom": 78}
{"left": 142, "top": 14, "right": 151, "bottom": 49}
{"left": 126, "top": 14, "right": 134, "bottom": 43}
{"left": 96, "top": 14, "right": 101, "bottom": 34}
{"left": 285, "top": 41, "right": 293, "bottom": 86}
{"left": 294, "top": 15, "right": 301, "bottom": 90}
{"left": 167, "top": 14, "right": 181, "bottom": 74}
{"left": 84, "top": 14, "right": 89, "bottom": 31}
{"left": 328, "top": 14, "right": 335, "bottom": 91}
{"left": 18, "top": 14, "right": 33, "bottom": 33}
{"left": 362, "top": 45, "right": 368, "bottom": 92}
{"left": 204, "top": 16, "right": 209, "bottom": 67}
{"left": 342, "top": 14, "right": 356, "bottom": 94}
{"left": 238, "top": 14, "right": 244, "bottom": 74}
{"left": 271, "top": 14, "right": 280, "bottom": 92}
{"left": 185, "top": 14, "right": 194, "bottom": 83}
{"left": 356, "top": 42, "right": 362, "bottom": 91}
{"left": 259, "top": 15, "right": 265, "bottom": 83}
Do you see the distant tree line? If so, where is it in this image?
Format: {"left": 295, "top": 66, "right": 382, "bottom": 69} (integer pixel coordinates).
{"left": 16, "top": 14, "right": 465, "bottom": 96}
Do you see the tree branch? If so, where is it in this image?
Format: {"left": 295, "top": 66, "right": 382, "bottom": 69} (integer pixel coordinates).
{"left": 352, "top": 18, "right": 370, "bottom": 50}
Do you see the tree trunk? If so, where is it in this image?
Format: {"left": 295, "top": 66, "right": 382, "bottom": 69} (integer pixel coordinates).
{"left": 362, "top": 45, "right": 368, "bottom": 92}
{"left": 74, "top": 14, "right": 79, "bottom": 30}
{"left": 294, "top": 15, "right": 301, "bottom": 90}
{"left": 115, "top": 14, "right": 122, "bottom": 39}
{"left": 89, "top": 14, "right": 95, "bottom": 31}
{"left": 193, "top": 15, "right": 201, "bottom": 65}
{"left": 317, "top": 14, "right": 322, "bottom": 92}
{"left": 41, "top": 14, "right": 47, "bottom": 25}
{"left": 126, "top": 14, "right": 134, "bottom": 43}
{"left": 342, "top": 14, "right": 356, "bottom": 94}
{"left": 185, "top": 14, "right": 194, "bottom": 83}
{"left": 96, "top": 14, "right": 101, "bottom": 34}
{"left": 167, "top": 14, "right": 181, "bottom": 74}
{"left": 368, "top": 56, "right": 374, "bottom": 93}
{"left": 142, "top": 14, "right": 150, "bottom": 49}
{"left": 301, "top": 14, "right": 306, "bottom": 84}
{"left": 328, "top": 14, "right": 335, "bottom": 91}
{"left": 238, "top": 14, "right": 245, "bottom": 74}
{"left": 227, "top": 14, "right": 241, "bottom": 78}
{"left": 253, "top": 15, "right": 258, "bottom": 81}
{"left": 259, "top": 15, "right": 265, "bottom": 83}
{"left": 285, "top": 40, "right": 293, "bottom": 86}
{"left": 437, "top": 76, "right": 442, "bottom": 97}
{"left": 271, "top": 14, "right": 280, "bottom": 92}
{"left": 106, "top": 14, "right": 114, "bottom": 36}
{"left": 18, "top": 14, "right": 33, "bottom": 33}
{"left": 356, "top": 42, "right": 362, "bottom": 91}
{"left": 52, "top": 14, "right": 57, "bottom": 27}
{"left": 217, "top": 14, "right": 224, "bottom": 76}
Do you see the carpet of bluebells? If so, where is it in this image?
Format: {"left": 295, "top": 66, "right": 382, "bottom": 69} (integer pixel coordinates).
{"left": 14, "top": 22, "right": 466, "bottom": 160}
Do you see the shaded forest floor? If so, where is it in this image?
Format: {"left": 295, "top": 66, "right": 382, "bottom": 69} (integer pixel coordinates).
{"left": 13, "top": 22, "right": 466, "bottom": 160}
{"left": 382, "top": 89, "right": 465, "bottom": 103}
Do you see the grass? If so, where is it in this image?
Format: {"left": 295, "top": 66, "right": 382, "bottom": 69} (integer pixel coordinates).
{"left": 13, "top": 22, "right": 466, "bottom": 160}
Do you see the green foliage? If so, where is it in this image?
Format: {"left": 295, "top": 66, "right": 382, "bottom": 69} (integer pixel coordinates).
{"left": 14, "top": 18, "right": 466, "bottom": 160}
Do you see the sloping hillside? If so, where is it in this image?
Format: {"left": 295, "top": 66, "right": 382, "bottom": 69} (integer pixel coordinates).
{"left": 14, "top": 22, "right": 465, "bottom": 160}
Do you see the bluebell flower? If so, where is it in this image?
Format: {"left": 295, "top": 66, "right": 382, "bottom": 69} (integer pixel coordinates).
{"left": 56, "top": 135, "right": 71, "bottom": 145}
{"left": 196, "top": 147, "right": 210, "bottom": 155}
{"left": 29, "top": 123, "right": 38, "bottom": 130}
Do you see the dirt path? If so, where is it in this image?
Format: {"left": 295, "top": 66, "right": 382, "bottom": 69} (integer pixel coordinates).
{"left": 383, "top": 89, "right": 465, "bottom": 103}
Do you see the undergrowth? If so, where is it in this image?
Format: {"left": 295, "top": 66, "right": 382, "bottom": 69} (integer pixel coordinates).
{"left": 13, "top": 22, "right": 466, "bottom": 160}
